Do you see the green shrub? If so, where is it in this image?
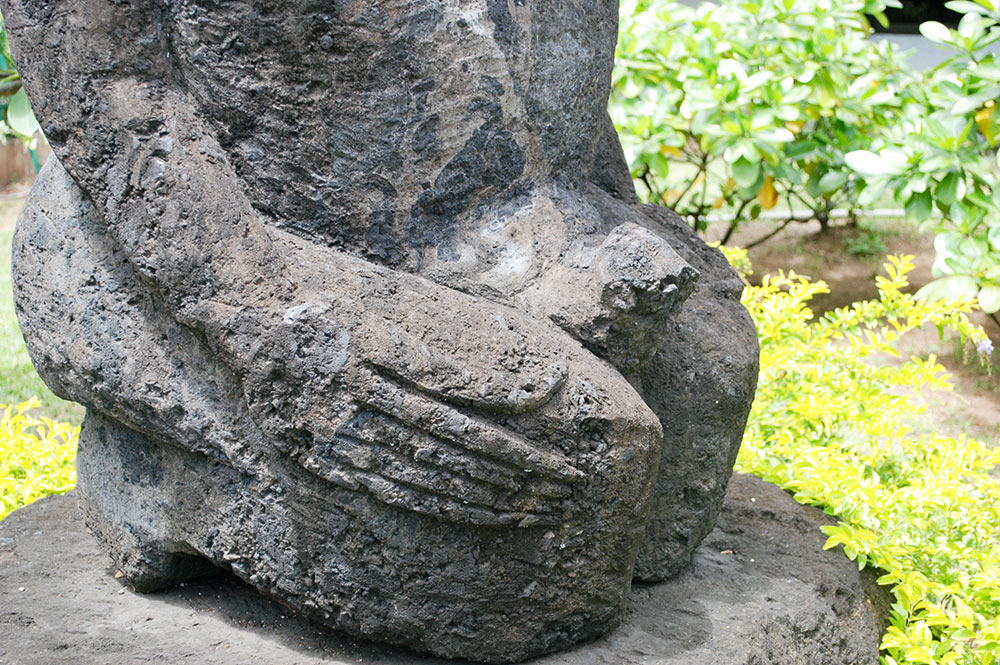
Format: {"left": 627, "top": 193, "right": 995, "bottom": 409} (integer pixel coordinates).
{"left": 612, "top": 0, "right": 912, "bottom": 240}
{"left": 851, "top": 0, "right": 1000, "bottom": 315}
{"left": 845, "top": 224, "right": 892, "bottom": 258}
{"left": 614, "top": 0, "right": 1000, "bottom": 312}
{"left": 729, "top": 247, "right": 1000, "bottom": 665}
{"left": 0, "top": 398, "right": 78, "bottom": 522}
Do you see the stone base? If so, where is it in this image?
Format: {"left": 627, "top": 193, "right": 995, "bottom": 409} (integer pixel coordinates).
{"left": 0, "top": 474, "right": 888, "bottom": 665}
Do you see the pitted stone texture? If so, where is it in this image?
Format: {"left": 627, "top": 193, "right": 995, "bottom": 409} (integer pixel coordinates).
{"left": 0, "top": 476, "right": 888, "bottom": 665}
{"left": 5, "top": 0, "right": 758, "bottom": 661}
{"left": 15, "top": 162, "right": 661, "bottom": 662}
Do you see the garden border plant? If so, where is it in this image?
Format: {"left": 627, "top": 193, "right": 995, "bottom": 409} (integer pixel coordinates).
{"left": 725, "top": 245, "right": 1000, "bottom": 665}
{"left": 0, "top": 398, "right": 77, "bottom": 522}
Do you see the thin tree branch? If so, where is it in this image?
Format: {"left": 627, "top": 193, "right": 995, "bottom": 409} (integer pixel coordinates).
{"left": 744, "top": 217, "right": 795, "bottom": 249}
{"left": 720, "top": 198, "right": 752, "bottom": 245}
{"left": 668, "top": 152, "right": 708, "bottom": 209}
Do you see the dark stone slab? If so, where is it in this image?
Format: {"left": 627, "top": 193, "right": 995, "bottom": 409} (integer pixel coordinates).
{"left": 0, "top": 475, "right": 887, "bottom": 665}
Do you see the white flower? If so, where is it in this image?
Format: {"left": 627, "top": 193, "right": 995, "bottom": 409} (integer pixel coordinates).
{"left": 717, "top": 59, "right": 746, "bottom": 81}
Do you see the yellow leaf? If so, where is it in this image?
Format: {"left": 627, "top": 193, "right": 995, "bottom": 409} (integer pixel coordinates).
{"left": 976, "top": 103, "right": 998, "bottom": 146}
{"left": 659, "top": 145, "right": 683, "bottom": 158}
{"left": 758, "top": 175, "right": 778, "bottom": 209}
{"left": 785, "top": 120, "right": 805, "bottom": 133}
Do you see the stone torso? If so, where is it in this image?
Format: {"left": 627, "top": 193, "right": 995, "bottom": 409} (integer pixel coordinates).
{"left": 171, "top": 1, "right": 619, "bottom": 272}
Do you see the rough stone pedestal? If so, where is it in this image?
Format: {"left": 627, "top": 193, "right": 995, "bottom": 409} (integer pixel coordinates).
{"left": 0, "top": 475, "right": 888, "bottom": 665}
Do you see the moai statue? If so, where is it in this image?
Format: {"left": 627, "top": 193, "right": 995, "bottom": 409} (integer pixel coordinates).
{"left": 5, "top": 1, "right": 758, "bottom": 661}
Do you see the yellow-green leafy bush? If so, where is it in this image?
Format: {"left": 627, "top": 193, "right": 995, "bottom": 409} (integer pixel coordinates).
{"left": 0, "top": 397, "right": 78, "bottom": 522}
{"left": 730, "top": 248, "right": 1000, "bottom": 665}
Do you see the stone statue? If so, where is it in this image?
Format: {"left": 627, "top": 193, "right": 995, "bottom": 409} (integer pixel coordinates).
{"left": 4, "top": 1, "right": 759, "bottom": 661}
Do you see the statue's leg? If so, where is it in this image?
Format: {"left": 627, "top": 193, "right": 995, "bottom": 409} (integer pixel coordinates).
{"left": 491, "top": 186, "right": 759, "bottom": 582}
{"left": 75, "top": 412, "right": 220, "bottom": 591}
{"left": 631, "top": 204, "right": 760, "bottom": 581}
{"left": 12, "top": 158, "right": 245, "bottom": 590}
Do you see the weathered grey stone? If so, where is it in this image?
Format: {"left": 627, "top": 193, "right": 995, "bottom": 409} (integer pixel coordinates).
{"left": 5, "top": 1, "right": 759, "bottom": 661}
{"left": 0, "top": 475, "right": 888, "bottom": 665}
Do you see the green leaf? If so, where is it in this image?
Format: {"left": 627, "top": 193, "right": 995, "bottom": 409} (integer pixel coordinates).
{"left": 975, "top": 61, "right": 1000, "bottom": 81}
{"left": 859, "top": 180, "right": 888, "bottom": 207}
{"left": 755, "top": 128, "right": 794, "bottom": 143}
{"left": 987, "top": 224, "right": 1000, "bottom": 250}
{"left": 978, "top": 284, "right": 1000, "bottom": 313}
{"left": 935, "top": 171, "right": 963, "bottom": 207}
{"left": 935, "top": 229, "right": 965, "bottom": 257}
{"left": 945, "top": 0, "right": 991, "bottom": 14}
{"left": 966, "top": 190, "right": 997, "bottom": 211}
{"left": 953, "top": 95, "right": 986, "bottom": 116}
{"left": 6, "top": 87, "right": 39, "bottom": 138}
{"left": 906, "top": 190, "right": 934, "bottom": 223}
{"left": 915, "top": 275, "right": 980, "bottom": 301}
{"left": 845, "top": 150, "right": 886, "bottom": 177}
{"left": 806, "top": 170, "right": 824, "bottom": 199}
{"left": 818, "top": 171, "right": 849, "bottom": 194}
{"left": 960, "top": 235, "right": 987, "bottom": 257}
{"left": 732, "top": 156, "right": 761, "bottom": 189}
{"left": 785, "top": 140, "right": 819, "bottom": 159}
{"left": 919, "top": 21, "right": 952, "bottom": 44}
{"left": 815, "top": 77, "right": 839, "bottom": 109}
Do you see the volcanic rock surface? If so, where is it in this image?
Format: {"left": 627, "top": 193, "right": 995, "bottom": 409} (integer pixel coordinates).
{"left": 4, "top": 0, "right": 758, "bottom": 660}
